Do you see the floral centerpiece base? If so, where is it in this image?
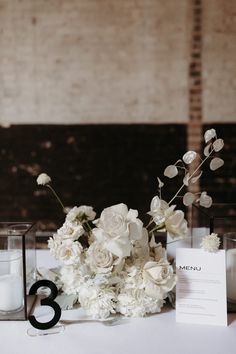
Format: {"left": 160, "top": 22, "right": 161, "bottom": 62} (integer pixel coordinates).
{"left": 36, "top": 128, "right": 224, "bottom": 319}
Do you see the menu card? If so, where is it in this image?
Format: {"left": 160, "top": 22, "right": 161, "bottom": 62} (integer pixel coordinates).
{"left": 176, "top": 248, "right": 227, "bottom": 326}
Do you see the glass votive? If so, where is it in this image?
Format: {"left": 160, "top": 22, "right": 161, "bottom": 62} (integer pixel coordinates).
{"left": 7, "top": 223, "right": 36, "bottom": 291}
{"left": 0, "top": 250, "right": 24, "bottom": 314}
{"left": 224, "top": 232, "right": 236, "bottom": 312}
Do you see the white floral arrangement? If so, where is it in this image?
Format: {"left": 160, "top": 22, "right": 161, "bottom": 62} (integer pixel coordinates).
{"left": 37, "top": 128, "right": 224, "bottom": 319}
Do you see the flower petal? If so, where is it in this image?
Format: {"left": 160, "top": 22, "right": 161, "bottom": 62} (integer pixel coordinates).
{"left": 182, "top": 151, "right": 197, "bottom": 164}
{"left": 106, "top": 203, "right": 128, "bottom": 217}
{"left": 157, "top": 177, "right": 164, "bottom": 188}
{"left": 191, "top": 171, "right": 202, "bottom": 184}
{"left": 126, "top": 208, "right": 138, "bottom": 221}
{"left": 204, "top": 128, "right": 216, "bottom": 143}
{"left": 204, "top": 144, "right": 212, "bottom": 157}
{"left": 213, "top": 139, "right": 224, "bottom": 152}
{"left": 210, "top": 157, "right": 224, "bottom": 171}
{"left": 164, "top": 165, "right": 178, "bottom": 178}
{"left": 150, "top": 196, "right": 161, "bottom": 211}
{"left": 199, "top": 192, "right": 212, "bottom": 208}
{"left": 183, "top": 172, "right": 190, "bottom": 186}
{"left": 183, "top": 192, "right": 195, "bottom": 206}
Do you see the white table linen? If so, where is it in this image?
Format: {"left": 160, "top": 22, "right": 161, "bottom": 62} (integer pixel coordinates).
{"left": 0, "top": 250, "right": 235, "bottom": 354}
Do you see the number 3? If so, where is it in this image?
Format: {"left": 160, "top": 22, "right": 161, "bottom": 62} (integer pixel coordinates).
{"left": 28, "top": 280, "right": 61, "bottom": 330}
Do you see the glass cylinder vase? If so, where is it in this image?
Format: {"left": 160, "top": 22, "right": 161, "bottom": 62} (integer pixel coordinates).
{"left": 0, "top": 222, "right": 37, "bottom": 320}
{"left": 224, "top": 232, "right": 236, "bottom": 312}
{"left": 0, "top": 250, "right": 24, "bottom": 313}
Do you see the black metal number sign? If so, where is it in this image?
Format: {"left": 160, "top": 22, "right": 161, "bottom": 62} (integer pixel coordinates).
{"left": 28, "top": 280, "right": 61, "bottom": 330}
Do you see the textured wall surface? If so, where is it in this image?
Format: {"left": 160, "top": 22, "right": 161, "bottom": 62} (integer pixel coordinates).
{"left": 0, "top": 0, "right": 235, "bottom": 232}
{"left": 0, "top": 0, "right": 190, "bottom": 125}
{"left": 202, "top": 0, "right": 236, "bottom": 122}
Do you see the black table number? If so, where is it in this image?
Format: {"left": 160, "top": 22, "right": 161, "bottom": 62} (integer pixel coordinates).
{"left": 28, "top": 280, "right": 61, "bottom": 330}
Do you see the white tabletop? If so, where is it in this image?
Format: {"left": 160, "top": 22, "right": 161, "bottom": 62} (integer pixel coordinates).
{"left": 0, "top": 250, "right": 236, "bottom": 354}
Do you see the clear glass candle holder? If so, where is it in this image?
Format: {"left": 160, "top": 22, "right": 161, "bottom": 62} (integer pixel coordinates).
{"left": 0, "top": 250, "right": 24, "bottom": 314}
{"left": 0, "top": 222, "right": 37, "bottom": 320}
{"left": 224, "top": 232, "right": 236, "bottom": 312}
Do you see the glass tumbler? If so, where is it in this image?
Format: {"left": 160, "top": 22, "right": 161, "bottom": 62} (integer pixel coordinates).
{"left": 224, "top": 232, "right": 236, "bottom": 312}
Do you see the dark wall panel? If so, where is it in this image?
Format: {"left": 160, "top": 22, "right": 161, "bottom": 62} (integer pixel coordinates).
{"left": 0, "top": 124, "right": 187, "bottom": 230}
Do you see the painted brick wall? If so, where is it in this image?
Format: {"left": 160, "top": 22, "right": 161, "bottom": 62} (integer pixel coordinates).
{"left": 0, "top": 0, "right": 190, "bottom": 125}
{"left": 0, "top": 0, "right": 235, "bottom": 234}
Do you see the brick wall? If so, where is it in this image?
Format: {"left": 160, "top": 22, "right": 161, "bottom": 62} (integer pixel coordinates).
{"left": 0, "top": 0, "right": 236, "bottom": 234}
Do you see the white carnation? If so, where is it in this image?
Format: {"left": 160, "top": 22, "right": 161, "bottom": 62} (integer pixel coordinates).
{"left": 117, "top": 289, "right": 164, "bottom": 317}
{"left": 79, "top": 281, "right": 116, "bottom": 319}
{"left": 60, "top": 265, "right": 85, "bottom": 295}
{"left": 37, "top": 173, "right": 51, "bottom": 185}
{"left": 201, "top": 233, "right": 220, "bottom": 253}
{"left": 116, "top": 265, "right": 165, "bottom": 317}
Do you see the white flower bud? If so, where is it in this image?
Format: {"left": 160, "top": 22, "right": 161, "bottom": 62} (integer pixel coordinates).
{"left": 37, "top": 173, "right": 51, "bottom": 185}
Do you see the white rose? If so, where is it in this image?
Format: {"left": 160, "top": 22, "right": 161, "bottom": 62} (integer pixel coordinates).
{"left": 57, "top": 240, "right": 83, "bottom": 265}
{"left": 143, "top": 261, "right": 176, "bottom": 299}
{"left": 37, "top": 173, "right": 51, "bottom": 185}
{"left": 92, "top": 203, "right": 143, "bottom": 258}
{"left": 58, "top": 222, "right": 84, "bottom": 241}
{"left": 86, "top": 241, "right": 118, "bottom": 274}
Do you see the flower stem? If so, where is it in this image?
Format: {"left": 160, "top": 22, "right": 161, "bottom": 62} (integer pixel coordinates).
{"left": 46, "top": 184, "right": 65, "bottom": 211}
{"left": 168, "top": 148, "right": 214, "bottom": 205}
